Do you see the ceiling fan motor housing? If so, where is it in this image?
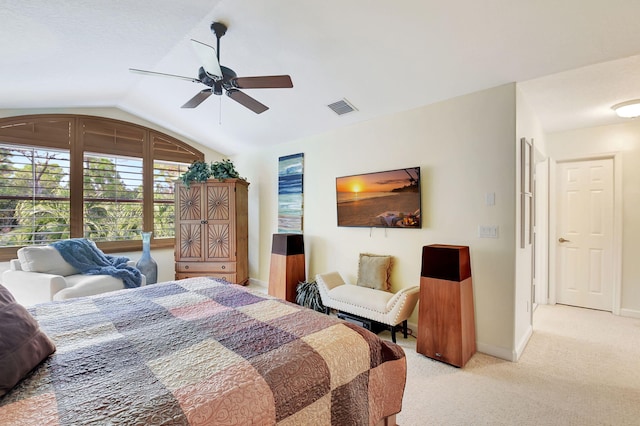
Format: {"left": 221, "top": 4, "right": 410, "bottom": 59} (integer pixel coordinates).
{"left": 198, "top": 67, "right": 217, "bottom": 87}
{"left": 199, "top": 66, "right": 238, "bottom": 95}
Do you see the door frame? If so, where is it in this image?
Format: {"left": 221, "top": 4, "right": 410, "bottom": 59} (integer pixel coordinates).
{"left": 533, "top": 156, "right": 549, "bottom": 307}
{"left": 548, "top": 152, "right": 622, "bottom": 314}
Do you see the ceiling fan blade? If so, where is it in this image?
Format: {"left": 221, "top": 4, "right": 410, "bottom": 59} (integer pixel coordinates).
{"left": 190, "top": 39, "right": 222, "bottom": 79}
{"left": 182, "top": 89, "right": 213, "bottom": 108}
{"left": 231, "top": 75, "right": 293, "bottom": 89}
{"left": 129, "top": 68, "right": 201, "bottom": 83}
{"left": 226, "top": 89, "right": 269, "bottom": 114}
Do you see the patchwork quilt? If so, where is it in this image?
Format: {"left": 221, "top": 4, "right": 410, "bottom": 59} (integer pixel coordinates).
{"left": 0, "top": 277, "right": 406, "bottom": 425}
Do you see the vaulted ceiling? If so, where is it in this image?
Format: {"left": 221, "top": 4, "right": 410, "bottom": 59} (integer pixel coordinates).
{"left": 2, "top": 1, "right": 640, "bottom": 155}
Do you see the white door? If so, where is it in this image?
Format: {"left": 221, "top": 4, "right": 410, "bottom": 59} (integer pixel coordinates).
{"left": 556, "top": 159, "right": 613, "bottom": 311}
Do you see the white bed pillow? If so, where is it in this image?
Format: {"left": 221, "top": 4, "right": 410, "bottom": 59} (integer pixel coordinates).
{"left": 17, "top": 245, "right": 79, "bottom": 277}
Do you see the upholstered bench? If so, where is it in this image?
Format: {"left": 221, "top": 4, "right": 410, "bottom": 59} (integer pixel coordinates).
{"left": 316, "top": 271, "right": 420, "bottom": 343}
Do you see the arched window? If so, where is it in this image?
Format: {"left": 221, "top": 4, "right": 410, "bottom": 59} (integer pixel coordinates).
{"left": 0, "top": 114, "right": 203, "bottom": 260}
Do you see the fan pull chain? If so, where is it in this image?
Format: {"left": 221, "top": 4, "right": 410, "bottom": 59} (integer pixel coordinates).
{"left": 219, "top": 96, "right": 222, "bottom": 125}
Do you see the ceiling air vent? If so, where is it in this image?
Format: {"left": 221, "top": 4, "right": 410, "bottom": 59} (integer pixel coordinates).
{"left": 328, "top": 98, "right": 357, "bottom": 115}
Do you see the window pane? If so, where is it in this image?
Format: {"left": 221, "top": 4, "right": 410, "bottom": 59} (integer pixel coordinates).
{"left": 0, "top": 144, "right": 71, "bottom": 246}
{"left": 153, "top": 160, "right": 189, "bottom": 238}
{"left": 83, "top": 153, "right": 143, "bottom": 241}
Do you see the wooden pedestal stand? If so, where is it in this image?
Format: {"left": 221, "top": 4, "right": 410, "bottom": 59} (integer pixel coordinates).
{"left": 268, "top": 234, "right": 305, "bottom": 303}
{"left": 416, "top": 244, "right": 476, "bottom": 367}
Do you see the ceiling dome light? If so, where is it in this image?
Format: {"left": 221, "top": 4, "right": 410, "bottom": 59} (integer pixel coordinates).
{"left": 612, "top": 100, "right": 640, "bottom": 118}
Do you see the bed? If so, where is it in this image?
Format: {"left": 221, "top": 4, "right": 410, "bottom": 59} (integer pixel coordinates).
{"left": 0, "top": 277, "right": 406, "bottom": 425}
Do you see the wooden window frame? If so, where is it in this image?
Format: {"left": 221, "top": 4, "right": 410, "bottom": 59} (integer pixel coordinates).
{"left": 0, "top": 114, "right": 203, "bottom": 261}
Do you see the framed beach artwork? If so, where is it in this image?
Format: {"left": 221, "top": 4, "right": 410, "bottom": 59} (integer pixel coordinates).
{"left": 336, "top": 167, "right": 421, "bottom": 228}
{"left": 278, "top": 153, "right": 304, "bottom": 233}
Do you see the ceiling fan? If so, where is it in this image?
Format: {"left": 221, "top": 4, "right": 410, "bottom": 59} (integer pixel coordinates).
{"left": 130, "top": 21, "right": 293, "bottom": 114}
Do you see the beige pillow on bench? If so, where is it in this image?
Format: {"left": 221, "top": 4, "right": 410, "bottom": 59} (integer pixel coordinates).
{"left": 356, "top": 253, "right": 392, "bottom": 291}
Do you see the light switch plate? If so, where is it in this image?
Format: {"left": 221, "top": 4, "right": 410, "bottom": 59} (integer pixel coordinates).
{"left": 479, "top": 225, "right": 499, "bottom": 238}
{"left": 485, "top": 192, "right": 495, "bottom": 206}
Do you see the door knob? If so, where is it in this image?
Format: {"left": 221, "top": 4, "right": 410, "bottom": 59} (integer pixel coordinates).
{"left": 558, "top": 237, "right": 570, "bottom": 243}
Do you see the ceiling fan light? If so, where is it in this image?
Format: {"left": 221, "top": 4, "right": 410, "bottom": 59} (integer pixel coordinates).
{"left": 612, "top": 100, "right": 640, "bottom": 118}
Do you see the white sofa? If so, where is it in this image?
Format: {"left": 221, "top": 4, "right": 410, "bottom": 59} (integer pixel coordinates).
{"left": 2, "top": 245, "right": 146, "bottom": 306}
{"left": 316, "top": 271, "right": 420, "bottom": 343}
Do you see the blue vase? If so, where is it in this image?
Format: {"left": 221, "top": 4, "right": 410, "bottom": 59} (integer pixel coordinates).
{"left": 136, "top": 231, "right": 158, "bottom": 284}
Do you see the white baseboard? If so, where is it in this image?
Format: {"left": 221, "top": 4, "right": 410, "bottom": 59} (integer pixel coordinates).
{"left": 513, "top": 325, "right": 534, "bottom": 361}
{"left": 248, "top": 278, "right": 268, "bottom": 289}
{"left": 619, "top": 308, "right": 640, "bottom": 319}
{"left": 476, "top": 342, "right": 517, "bottom": 362}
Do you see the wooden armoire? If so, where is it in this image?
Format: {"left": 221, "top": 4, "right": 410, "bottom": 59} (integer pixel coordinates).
{"left": 174, "top": 179, "right": 249, "bottom": 284}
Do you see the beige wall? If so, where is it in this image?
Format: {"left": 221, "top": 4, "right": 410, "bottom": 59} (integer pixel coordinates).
{"left": 233, "top": 83, "right": 520, "bottom": 360}
{"left": 546, "top": 121, "right": 640, "bottom": 318}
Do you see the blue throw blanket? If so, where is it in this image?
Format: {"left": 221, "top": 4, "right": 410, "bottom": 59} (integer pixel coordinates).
{"left": 51, "top": 239, "right": 142, "bottom": 289}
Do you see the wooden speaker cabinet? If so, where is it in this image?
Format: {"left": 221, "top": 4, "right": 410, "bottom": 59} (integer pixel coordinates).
{"left": 416, "top": 244, "right": 476, "bottom": 367}
{"left": 268, "top": 234, "right": 305, "bottom": 303}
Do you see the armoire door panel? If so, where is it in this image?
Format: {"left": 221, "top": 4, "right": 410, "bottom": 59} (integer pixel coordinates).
{"left": 207, "top": 184, "right": 230, "bottom": 221}
{"left": 177, "top": 223, "right": 202, "bottom": 261}
{"left": 177, "top": 184, "right": 203, "bottom": 221}
{"left": 207, "top": 223, "right": 232, "bottom": 260}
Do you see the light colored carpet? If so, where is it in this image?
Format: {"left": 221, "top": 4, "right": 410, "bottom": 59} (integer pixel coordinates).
{"left": 391, "top": 304, "right": 640, "bottom": 426}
